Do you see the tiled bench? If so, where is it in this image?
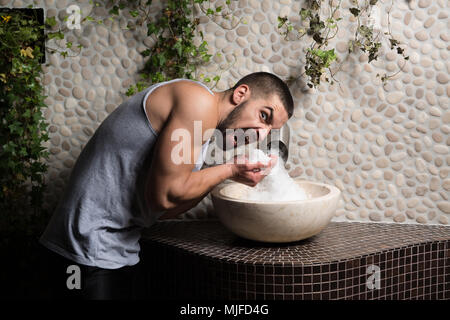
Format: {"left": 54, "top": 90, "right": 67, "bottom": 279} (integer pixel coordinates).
{"left": 140, "top": 220, "right": 450, "bottom": 300}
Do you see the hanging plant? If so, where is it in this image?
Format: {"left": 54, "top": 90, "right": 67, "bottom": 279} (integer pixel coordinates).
{"left": 139, "top": 0, "right": 213, "bottom": 86}
{"left": 277, "top": 0, "right": 409, "bottom": 88}
{"left": 0, "top": 9, "right": 49, "bottom": 234}
{"left": 49, "top": 0, "right": 240, "bottom": 96}
{"left": 123, "top": 0, "right": 239, "bottom": 96}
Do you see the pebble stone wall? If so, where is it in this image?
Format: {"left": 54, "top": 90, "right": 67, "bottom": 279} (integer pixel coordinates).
{"left": 1, "top": 0, "right": 449, "bottom": 225}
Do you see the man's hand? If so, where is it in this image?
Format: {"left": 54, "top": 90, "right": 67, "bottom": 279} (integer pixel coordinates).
{"left": 230, "top": 154, "right": 278, "bottom": 187}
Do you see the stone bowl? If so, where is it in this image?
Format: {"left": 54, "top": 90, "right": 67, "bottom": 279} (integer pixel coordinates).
{"left": 211, "top": 179, "right": 341, "bottom": 243}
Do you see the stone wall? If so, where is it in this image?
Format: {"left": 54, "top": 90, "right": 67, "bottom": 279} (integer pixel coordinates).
{"left": 1, "top": 0, "right": 448, "bottom": 225}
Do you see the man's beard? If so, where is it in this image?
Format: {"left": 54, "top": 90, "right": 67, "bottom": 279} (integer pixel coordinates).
{"left": 216, "top": 100, "right": 252, "bottom": 151}
{"left": 217, "top": 100, "right": 248, "bottom": 133}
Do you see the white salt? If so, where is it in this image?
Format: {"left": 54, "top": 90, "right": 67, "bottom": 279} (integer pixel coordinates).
{"left": 245, "top": 149, "right": 310, "bottom": 201}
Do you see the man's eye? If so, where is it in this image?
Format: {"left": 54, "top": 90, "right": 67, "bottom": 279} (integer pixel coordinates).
{"left": 260, "top": 111, "right": 267, "bottom": 121}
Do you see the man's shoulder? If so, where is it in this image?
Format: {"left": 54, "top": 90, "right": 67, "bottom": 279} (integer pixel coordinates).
{"left": 171, "top": 80, "right": 217, "bottom": 126}
{"left": 172, "top": 79, "right": 215, "bottom": 101}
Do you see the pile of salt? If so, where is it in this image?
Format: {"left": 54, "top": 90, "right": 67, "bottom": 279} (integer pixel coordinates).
{"left": 245, "top": 149, "right": 309, "bottom": 201}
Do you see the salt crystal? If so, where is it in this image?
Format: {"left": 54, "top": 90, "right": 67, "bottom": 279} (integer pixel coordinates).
{"left": 245, "top": 149, "right": 310, "bottom": 201}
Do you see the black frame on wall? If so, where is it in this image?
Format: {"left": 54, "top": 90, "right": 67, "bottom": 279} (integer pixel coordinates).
{"left": 0, "top": 7, "right": 46, "bottom": 64}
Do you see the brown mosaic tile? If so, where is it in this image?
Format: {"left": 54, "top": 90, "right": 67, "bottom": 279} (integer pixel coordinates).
{"left": 140, "top": 220, "right": 450, "bottom": 300}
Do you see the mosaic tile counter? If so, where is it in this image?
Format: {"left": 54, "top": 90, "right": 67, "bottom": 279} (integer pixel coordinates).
{"left": 140, "top": 220, "right": 450, "bottom": 300}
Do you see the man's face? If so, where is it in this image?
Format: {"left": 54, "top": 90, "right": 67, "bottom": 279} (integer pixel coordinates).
{"left": 217, "top": 93, "right": 289, "bottom": 150}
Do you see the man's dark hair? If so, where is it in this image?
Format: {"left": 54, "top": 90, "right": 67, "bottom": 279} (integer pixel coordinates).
{"left": 229, "top": 72, "right": 294, "bottom": 118}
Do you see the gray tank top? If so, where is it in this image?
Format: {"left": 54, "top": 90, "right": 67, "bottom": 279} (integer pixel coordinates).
{"left": 40, "top": 79, "right": 213, "bottom": 269}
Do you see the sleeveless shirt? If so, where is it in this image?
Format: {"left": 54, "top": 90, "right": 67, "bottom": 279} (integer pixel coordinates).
{"left": 39, "top": 79, "right": 213, "bottom": 269}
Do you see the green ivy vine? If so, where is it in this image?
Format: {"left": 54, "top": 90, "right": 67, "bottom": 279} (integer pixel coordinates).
{"left": 277, "top": 0, "right": 409, "bottom": 88}
{"left": 54, "top": 0, "right": 238, "bottom": 96}
{"left": 0, "top": 9, "right": 49, "bottom": 234}
{"left": 121, "top": 0, "right": 239, "bottom": 96}
{"left": 125, "top": 0, "right": 220, "bottom": 95}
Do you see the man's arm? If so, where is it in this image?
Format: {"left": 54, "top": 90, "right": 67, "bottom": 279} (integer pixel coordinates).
{"left": 145, "top": 84, "right": 272, "bottom": 214}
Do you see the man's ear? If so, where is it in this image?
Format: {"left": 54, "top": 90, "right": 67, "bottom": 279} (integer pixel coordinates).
{"left": 231, "top": 84, "right": 250, "bottom": 105}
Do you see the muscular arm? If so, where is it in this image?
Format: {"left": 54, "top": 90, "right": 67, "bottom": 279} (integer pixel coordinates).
{"left": 145, "top": 84, "right": 272, "bottom": 217}
{"left": 145, "top": 84, "right": 230, "bottom": 214}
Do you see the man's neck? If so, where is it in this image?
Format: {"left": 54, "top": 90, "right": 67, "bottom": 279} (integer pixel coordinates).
{"left": 214, "top": 90, "right": 235, "bottom": 128}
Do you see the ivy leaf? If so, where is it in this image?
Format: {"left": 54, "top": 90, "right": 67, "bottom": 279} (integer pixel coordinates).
{"left": 358, "top": 25, "right": 373, "bottom": 37}
{"left": 147, "top": 23, "right": 158, "bottom": 35}
{"left": 19, "top": 148, "right": 27, "bottom": 157}
{"left": 109, "top": 5, "right": 120, "bottom": 15}
{"left": 198, "top": 40, "right": 208, "bottom": 52}
{"left": 47, "top": 31, "right": 64, "bottom": 40}
{"left": 368, "top": 42, "right": 381, "bottom": 62}
{"left": 277, "top": 16, "right": 288, "bottom": 28}
{"left": 173, "top": 40, "right": 183, "bottom": 57}
{"left": 126, "top": 86, "right": 136, "bottom": 96}
{"left": 157, "top": 53, "right": 166, "bottom": 66}
{"left": 312, "top": 33, "right": 323, "bottom": 44}
{"left": 141, "top": 49, "right": 151, "bottom": 57}
{"left": 45, "top": 16, "right": 57, "bottom": 27}
{"left": 202, "top": 54, "right": 211, "bottom": 62}
{"left": 8, "top": 122, "right": 20, "bottom": 134}
{"left": 182, "top": 26, "right": 192, "bottom": 34}
{"left": 389, "top": 38, "right": 399, "bottom": 49}
{"left": 130, "top": 10, "right": 139, "bottom": 18}
{"left": 300, "top": 8, "right": 310, "bottom": 20}
{"left": 320, "top": 49, "right": 336, "bottom": 67}
{"left": 349, "top": 8, "right": 360, "bottom": 17}
{"left": 20, "top": 47, "right": 34, "bottom": 59}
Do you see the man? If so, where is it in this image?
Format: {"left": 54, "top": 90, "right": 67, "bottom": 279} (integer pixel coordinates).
{"left": 39, "top": 71, "right": 294, "bottom": 299}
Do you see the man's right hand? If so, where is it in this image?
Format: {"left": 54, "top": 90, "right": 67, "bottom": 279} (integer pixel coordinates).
{"left": 229, "top": 154, "right": 277, "bottom": 187}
